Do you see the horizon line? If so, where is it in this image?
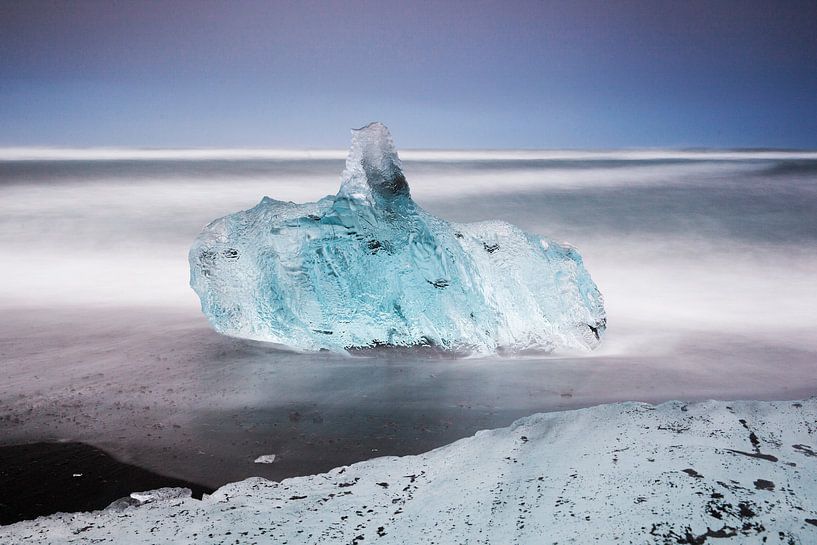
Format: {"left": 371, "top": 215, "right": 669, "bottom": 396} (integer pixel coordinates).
{"left": 2, "top": 146, "right": 817, "bottom": 162}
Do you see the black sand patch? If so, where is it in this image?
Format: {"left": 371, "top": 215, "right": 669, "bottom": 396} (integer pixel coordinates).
{"left": 0, "top": 442, "right": 213, "bottom": 525}
{"left": 753, "top": 479, "right": 775, "bottom": 491}
{"left": 725, "top": 449, "right": 778, "bottom": 462}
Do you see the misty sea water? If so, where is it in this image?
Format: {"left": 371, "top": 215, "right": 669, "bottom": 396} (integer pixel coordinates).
{"left": 1, "top": 149, "right": 816, "bottom": 516}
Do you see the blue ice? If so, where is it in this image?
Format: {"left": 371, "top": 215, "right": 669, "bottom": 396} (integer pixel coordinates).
{"left": 190, "top": 123, "right": 606, "bottom": 353}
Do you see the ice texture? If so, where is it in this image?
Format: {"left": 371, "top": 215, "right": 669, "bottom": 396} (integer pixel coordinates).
{"left": 189, "top": 122, "right": 606, "bottom": 353}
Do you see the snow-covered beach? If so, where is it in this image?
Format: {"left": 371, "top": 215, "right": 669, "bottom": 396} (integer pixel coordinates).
{"left": 2, "top": 398, "right": 815, "bottom": 544}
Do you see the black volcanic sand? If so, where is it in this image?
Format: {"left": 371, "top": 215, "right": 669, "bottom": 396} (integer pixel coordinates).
{"left": 2, "top": 308, "right": 817, "bottom": 525}
{"left": 0, "top": 442, "right": 212, "bottom": 525}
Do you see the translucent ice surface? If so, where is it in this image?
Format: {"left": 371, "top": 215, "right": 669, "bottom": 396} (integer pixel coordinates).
{"left": 189, "top": 123, "right": 606, "bottom": 353}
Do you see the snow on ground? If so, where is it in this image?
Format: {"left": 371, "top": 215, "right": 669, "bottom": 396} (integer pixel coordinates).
{"left": 2, "top": 399, "right": 815, "bottom": 544}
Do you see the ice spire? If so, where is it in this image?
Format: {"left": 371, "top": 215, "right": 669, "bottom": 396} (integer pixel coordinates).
{"left": 338, "top": 122, "right": 409, "bottom": 202}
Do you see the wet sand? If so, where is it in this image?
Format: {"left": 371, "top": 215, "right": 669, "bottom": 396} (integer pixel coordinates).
{"left": 2, "top": 306, "right": 815, "bottom": 517}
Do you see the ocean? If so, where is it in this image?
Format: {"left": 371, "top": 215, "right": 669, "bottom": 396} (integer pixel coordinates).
{"left": 1, "top": 149, "right": 816, "bottom": 515}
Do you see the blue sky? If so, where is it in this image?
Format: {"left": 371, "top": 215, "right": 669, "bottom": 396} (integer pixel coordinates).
{"left": 1, "top": 0, "right": 816, "bottom": 148}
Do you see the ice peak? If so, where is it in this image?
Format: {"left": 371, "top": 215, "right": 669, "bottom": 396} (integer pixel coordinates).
{"left": 339, "top": 122, "right": 409, "bottom": 201}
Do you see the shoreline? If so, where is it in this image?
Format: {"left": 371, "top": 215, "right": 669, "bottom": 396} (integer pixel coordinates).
{"left": 2, "top": 397, "right": 815, "bottom": 543}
